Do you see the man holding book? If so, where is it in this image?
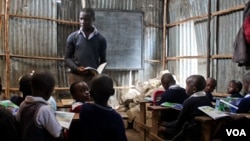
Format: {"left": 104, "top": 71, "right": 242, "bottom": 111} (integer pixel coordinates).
{"left": 65, "top": 8, "right": 107, "bottom": 85}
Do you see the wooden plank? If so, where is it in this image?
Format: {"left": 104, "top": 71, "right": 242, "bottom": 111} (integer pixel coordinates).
{"left": 139, "top": 100, "right": 151, "bottom": 141}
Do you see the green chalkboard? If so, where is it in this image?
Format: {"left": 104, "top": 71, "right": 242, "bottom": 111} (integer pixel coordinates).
{"left": 95, "top": 10, "right": 143, "bottom": 70}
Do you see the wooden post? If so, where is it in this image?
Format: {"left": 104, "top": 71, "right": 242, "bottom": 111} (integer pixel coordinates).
{"left": 207, "top": 0, "right": 211, "bottom": 78}
{"left": 162, "top": 0, "right": 167, "bottom": 70}
{"left": 4, "top": 0, "right": 10, "bottom": 99}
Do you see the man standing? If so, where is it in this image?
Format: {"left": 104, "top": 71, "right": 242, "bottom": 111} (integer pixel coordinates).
{"left": 65, "top": 7, "right": 107, "bottom": 85}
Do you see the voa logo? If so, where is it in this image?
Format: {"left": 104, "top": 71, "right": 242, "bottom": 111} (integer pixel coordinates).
{"left": 226, "top": 129, "right": 246, "bottom": 136}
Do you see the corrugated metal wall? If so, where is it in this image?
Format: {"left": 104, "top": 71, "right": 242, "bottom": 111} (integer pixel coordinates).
{"left": 1, "top": 0, "right": 164, "bottom": 98}
{"left": 57, "top": 0, "right": 164, "bottom": 94}
{"left": 2, "top": 0, "right": 250, "bottom": 97}
{"left": 167, "top": 0, "right": 249, "bottom": 93}
{"left": 0, "top": 0, "right": 5, "bottom": 83}
{"left": 9, "top": 0, "right": 58, "bottom": 87}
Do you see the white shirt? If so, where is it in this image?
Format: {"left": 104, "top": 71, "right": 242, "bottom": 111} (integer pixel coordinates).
{"left": 16, "top": 96, "right": 62, "bottom": 137}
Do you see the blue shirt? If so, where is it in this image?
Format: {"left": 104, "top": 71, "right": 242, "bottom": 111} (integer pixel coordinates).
{"left": 65, "top": 28, "right": 107, "bottom": 74}
{"left": 80, "top": 103, "right": 127, "bottom": 141}
{"left": 236, "top": 96, "right": 250, "bottom": 113}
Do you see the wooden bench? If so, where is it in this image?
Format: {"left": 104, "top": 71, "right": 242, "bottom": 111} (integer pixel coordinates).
{"left": 195, "top": 113, "right": 250, "bottom": 141}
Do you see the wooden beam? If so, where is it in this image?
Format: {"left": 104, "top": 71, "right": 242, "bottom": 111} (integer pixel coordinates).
{"left": 207, "top": 0, "right": 211, "bottom": 78}
{"left": 162, "top": 0, "right": 167, "bottom": 70}
{"left": 4, "top": 0, "right": 10, "bottom": 99}
{"left": 166, "top": 4, "right": 245, "bottom": 28}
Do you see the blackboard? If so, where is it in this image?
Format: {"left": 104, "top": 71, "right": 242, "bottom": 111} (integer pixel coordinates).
{"left": 95, "top": 11, "right": 143, "bottom": 70}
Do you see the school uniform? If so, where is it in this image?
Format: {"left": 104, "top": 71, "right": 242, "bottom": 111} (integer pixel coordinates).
{"left": 231, "top": 93, "right": 243, "bottom": 98}
{"left": 206, "top": 92, "right": 214, "bottom": 102}
{"left": 80, "top": 103, "right": 127, "bottom": 141}
{"left": 66, "top": 101, "right": 84, "bottom": 141}
{"left": 16, "top": 96, "right": 62, "bottom": 141}
{"left": 157, "top": 85, "right": 188, "bottom": 122}
{"left": 157, "top": 85, "right": 188, "bottom": 105}
{"left": 163, "top": 91, "right": 213, "bottom": 140}
{"left": 70, "top": 101, "right": 83, "bottom": 113}
{"left": 236, "top": 94, "right": 250, "bottom": 113}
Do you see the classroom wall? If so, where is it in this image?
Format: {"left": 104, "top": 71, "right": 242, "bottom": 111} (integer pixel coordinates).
{"left": 166, "top": 0, "right": 249, "bottom": 93}
{"left": 0, "top": 0, "right": 164, "bottom": 98}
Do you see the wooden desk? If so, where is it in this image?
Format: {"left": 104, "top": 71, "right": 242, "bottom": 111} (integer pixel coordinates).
{"left": 147, "top": 106, "right": 172, "bottom": 135}
{"left": 147, "top": 106, "right": 174, "bottom": 141}
{"left": 138, "top": 100, "right": 151, "bottom": 141}
{"left": 195, "top": 116, "right": 215, "bottom": 141}
{"left": 57, "top": 102, "right": 71, "bottom": 108}
{"left": 64, "top": 108, "right": 128, "bottom": 121}
{"left": 195, "top": 113, "right": 250, "bottom": 141}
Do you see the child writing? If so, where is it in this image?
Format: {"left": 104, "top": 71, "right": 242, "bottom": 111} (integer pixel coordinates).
{"left": 80, "top": 74, "right": 127, "bottom": 141}
{"left": 16, "top": 71, "right": 64, "bottom": 141}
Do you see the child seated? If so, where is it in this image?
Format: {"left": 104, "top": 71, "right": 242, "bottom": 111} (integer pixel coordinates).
{"left": 80, "top": 74, "right": 127, "bottom": 141}
{"left": 204, "top": 77, "right": 217, "bottom": 101}
{"left": 236, "top": 72, "right": 250, "bottom": 113}
{"left": 158, "top": 75, "right": 213, "bottom": 140}
{"left": 66, "top": 81, "right": 90, "bottom": 141}
{"left": 11, "top": 74, "right": 32, "bottom": 106}
{"left": 69, "top": 81, "right": 91, "bottom": 113}
{"left": 227, "top": 80, "right": 243, "bottom": 98}
{"left": 16, "top": 71, "right": 63, "bottom": 141}
{"left": 157, "top": 73, "right": 188, "bottom": 122}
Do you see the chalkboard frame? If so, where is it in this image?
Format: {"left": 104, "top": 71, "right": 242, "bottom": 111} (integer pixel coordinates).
{"left": 94, "top": 10, "right": 144, "bottom": 70}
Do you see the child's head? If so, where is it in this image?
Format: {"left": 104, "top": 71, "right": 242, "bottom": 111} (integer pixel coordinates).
{"left": 89, "top": 74, "right": 114, "bottom": 104}
{"left": 185, "top": 75, "right": 206, "bottom": 95}
{"left": 227, "top": 80, "right": 242, "bottom": 94}
{"left": 31, "top": 71, "right": 55, "bottom": 101}
{"left": 19, "top": 74, "right": 32, "bottom": 97}
{"left": 204, "top": 77, "right": 217, "bottom": 93}
{"left": 161, "top": 73, "right": 176, "bottom": 90}
{"left": 70, "top": 81, "right": 90, "bottom": 102}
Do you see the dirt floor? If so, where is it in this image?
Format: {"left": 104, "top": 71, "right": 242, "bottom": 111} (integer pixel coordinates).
{"left": 126, "top": 129, "right": 140, "bottom": 141}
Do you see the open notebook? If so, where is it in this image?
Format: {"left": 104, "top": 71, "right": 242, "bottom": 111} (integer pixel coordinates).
{"left": 55, "top": 111, "right": 75, "bottom": 129}
{"left": 198, "top": 106, "right": 230, "bottom": 120}
{"left": 215, "top": 97, "right": 241, "bottom": 113}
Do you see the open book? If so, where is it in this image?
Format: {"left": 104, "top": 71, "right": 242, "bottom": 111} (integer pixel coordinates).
{"left": 0, "top": 100, "right": 19, "bottom": 115}
{"left": 160, "top": 102, "right": 183, "bottom": 110}
{"left": 215, "top": 97, "right": 241, "bottom": 113}
{"left": 55, "top": 111, "right": 75, "bottom": 129}
{"left": 84, "top": 62, "right": 107, "bottom": 74}
{"left": 198, "top": 106, "right": 230, "bottom": 120}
